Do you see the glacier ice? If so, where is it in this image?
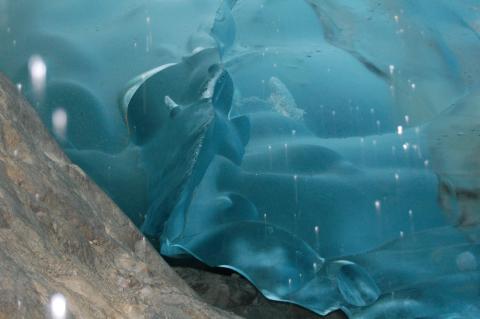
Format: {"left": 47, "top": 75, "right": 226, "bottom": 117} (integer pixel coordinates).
{"left": 1, "top": 0, "right": 480, "bottom": 318}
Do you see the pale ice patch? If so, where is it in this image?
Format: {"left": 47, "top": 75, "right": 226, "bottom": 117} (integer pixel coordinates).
{"left": 268, "top": 76, "right": 305, "bottom": 121}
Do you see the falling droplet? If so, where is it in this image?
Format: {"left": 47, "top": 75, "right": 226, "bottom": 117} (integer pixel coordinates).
{"left": 28, "top": 55, "right": 47, "bottom": 99}
{"left": 374, "top": 200, "right": 381, "bottom": 213}
{"left": 284, "top": 143, "right": 289, "bottom": 168}
{"left": 268, "top": 145, "right": 273, "bottom": 169}
{"left": 389, "top": 64, "right": 395, "bottom": 74}
{"left": 397, "top": 125, "right": 404, "bottom": 135}
{"left": 52, "top": 108, "right": 68, "bottom": 139}
{"left": 50, "top": 293, "right": 67, "bottom": 319}
{"left": 293, "top": 175, "right": 298, "bottom": 206}
{"left": 263, "top": 213, "right": 268, "bottom": 237}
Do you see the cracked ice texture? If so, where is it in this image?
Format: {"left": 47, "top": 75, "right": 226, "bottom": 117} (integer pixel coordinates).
{"left": 1, "top": 0, "right": 480, "bottom": 318}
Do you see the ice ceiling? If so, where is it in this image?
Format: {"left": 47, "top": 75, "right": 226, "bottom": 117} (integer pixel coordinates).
{"left": 1, "top": 0, "right": 480, "bottom": 317}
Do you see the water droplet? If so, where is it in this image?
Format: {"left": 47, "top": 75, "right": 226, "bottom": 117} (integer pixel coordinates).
{"left": 389, "top": 64, "right": 395, "bottom": 74}
{"left": 397, "top": 125, "right": 404, "bottom": 135}
{"left": 52, "top": 108, "right": 68, "bottom": 139}
{"left": 28, "top": 55, "right": 47, "bottom": 97}
{"left": 374, "top": 200, "right": 381, "bottom": 213}
{"left": 50, "top": 293, "right": 67, "bottom": 319}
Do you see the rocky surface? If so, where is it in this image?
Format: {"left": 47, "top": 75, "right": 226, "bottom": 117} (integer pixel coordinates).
{"left": 173, "top": 263, "right": 347, "bottom": 319}
{"left": 0, "top": 74, "right": 239, "bottom": 318}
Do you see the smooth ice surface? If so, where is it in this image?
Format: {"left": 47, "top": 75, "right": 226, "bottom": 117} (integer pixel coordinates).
{"left": 1, "top": 1, "right": 480, "bottom": 317}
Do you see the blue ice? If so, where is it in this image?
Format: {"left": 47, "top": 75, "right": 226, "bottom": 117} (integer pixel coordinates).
{"left": 1, "top": 0, "right": 480, "bottom": 317}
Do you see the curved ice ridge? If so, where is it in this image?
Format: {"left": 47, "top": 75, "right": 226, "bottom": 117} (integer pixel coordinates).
{"left": 1, "top": 0, "right": 480, "bottom": 318}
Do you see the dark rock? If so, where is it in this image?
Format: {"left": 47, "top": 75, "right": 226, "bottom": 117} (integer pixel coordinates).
{"left": 174, "top": 266, "right": 347, "bottom": 319}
